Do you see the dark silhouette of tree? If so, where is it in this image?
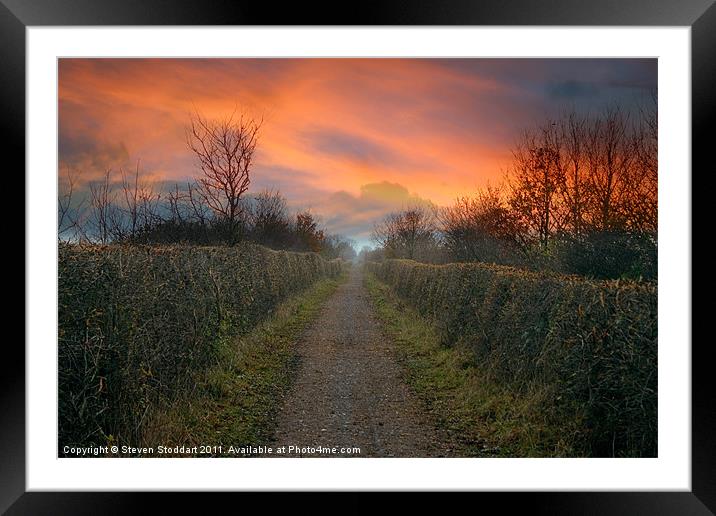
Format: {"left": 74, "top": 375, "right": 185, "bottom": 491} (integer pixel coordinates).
{"left": 58, "top": 166, "right": 86, "bottom": 240}
{"left": 120, "top": 161, "right": 161, "bottom": 241}
{"left": 441, "top": 185, "right": 522, "bottom": 263}
{"left": 508, "top": 130, "right": 565, "bottom": 248}
{"left": 186, "top": 110, "right": 262, "bottom": 240}
{"left": 249, "top": 189, "right": 291, "bottom": 248}
{"left": 293, "top": 211, "right": 325, "bottom": 252}
{"left": 583, "top": 106, "right": 635, "bottom": 232}
{"left": 372, "top": 206, "right": 437, "bottom": 260}
{"left": 630, "top": 91, "right": 658, "bottom": 233}
{"left": 555, "top": 111, "right": 590, "bottom": 236}
{"left": 88, "top": 169, "right": 123, "bottom": 244}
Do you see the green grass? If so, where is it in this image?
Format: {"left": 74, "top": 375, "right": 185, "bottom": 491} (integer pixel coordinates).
{"left": 142, "top": 272, "right": 347, "bottom": 455}
{"left": 364, "top": 271, "right": 581, "bottom": 457}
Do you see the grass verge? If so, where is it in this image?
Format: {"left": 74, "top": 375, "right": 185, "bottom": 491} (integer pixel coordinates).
{"left": 364, "top": 271, "right": 580, "bottom": 457}
{"left": 141, "top": 272, "right": 348, "bottom": 456}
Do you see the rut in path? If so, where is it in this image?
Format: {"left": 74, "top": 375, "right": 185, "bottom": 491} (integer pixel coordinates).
{"left": 269, "top": 266, "right": 451, "bottom": 457}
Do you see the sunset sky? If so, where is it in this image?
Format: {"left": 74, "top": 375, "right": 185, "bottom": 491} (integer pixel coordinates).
{"left": 59, "top": 58, "right": 656, "bottom": 247}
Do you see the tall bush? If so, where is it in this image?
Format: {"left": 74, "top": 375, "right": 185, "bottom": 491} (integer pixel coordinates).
{"left": 58, "top": 243, "right": 342, "bottom": 451}
{"left": 367, "top": 259, "right": 657, "bottom": 456}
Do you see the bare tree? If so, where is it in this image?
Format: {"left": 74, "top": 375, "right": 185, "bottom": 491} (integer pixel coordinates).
{"left": 186, "top": 110, "right": 262, "bottom": 236}
{"left": 138, "top": 187, "right": 161, "bottom": 231}
{"left": 507, "top": 105, "right": 655, "bottom": 239}
{"left": 630, "top": 91, "right": 658, "bottom": 232}
{"left": 58, "top": 166, "right": 86, "bottom": 240}
{"left": 508, "top": 129, "right": 566, "bottom": 247}
{"left": 186, "top": 182, "right": 210, "bottom": 226}
{"left": 495, "top": 103, "right": 658, "bottom": 278}
{"left": 358, "top": 245, "right": 383, "bottom": 263}
{"left": 249, "top": 189, "right": 291, "bottom": 247}
{"left": 440, "top": 185, "right": 521, "bottom": 263}
{"left": 556, "top": 111, "right": 590, "bottom": 236}
{"left": 121, "top": 161, "right": 161, "bottom": 240}
{"left": 88, "top": 169, "right": 122, "bottom": 244}
{"left": 121, "top": 162, "right": 141, "bottom": 238}
{"left": 583, "top": 106, "right": 636, "bottom": 232}
{"left": 323, "top": 234, "right": 357, "bottom": 261}
{"left": 166, "top": 183, "right": 187, "bottom": 224}
{"left": 372, "top": 206, "right": 437, "bottom": 260}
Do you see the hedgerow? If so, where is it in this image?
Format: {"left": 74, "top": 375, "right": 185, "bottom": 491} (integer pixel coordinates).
{"left": 58, "top": 243, "right": 343, "bottom": 452}
{"left": 366, "top": 259, "right": 657, "bottom": 456}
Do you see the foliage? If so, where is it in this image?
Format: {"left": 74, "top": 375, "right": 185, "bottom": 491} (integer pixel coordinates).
{"left": 293, "top": 211, "right": 325, "bottom": 252}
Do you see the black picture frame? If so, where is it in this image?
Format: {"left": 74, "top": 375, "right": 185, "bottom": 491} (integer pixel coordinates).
{"left": 5, "top": 0, "right": 710, "bottom": 512}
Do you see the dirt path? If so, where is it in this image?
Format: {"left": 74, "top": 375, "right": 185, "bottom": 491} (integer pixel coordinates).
{"left": 269, "top": 266, "right": 450, "bottom": 457}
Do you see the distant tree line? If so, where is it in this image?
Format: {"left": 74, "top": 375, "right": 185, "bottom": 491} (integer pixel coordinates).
{"left": 369, "top": 100, "right": 657, "bottom": 280}
{"left": 58, "top": 110, "right": 357, "bottom": 261}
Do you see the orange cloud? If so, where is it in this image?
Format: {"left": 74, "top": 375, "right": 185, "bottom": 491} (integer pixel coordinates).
{"left": 58, "top": 58, "right": 656, "bottom": 244}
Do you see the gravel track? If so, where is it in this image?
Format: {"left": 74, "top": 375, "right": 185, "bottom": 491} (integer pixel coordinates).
{"left": 269, "top": 266, "right": 451, "bottom": 457}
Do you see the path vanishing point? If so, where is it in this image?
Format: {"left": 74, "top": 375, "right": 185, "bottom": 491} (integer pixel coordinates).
{"left": 269, "top": 267, "right": 452, "bottom": 457}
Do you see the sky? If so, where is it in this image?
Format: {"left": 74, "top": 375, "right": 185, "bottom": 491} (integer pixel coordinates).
{"left": 58, "top": 58, "right": 657, "bottom": 248}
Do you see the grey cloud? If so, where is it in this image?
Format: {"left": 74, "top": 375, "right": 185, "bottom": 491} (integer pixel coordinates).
{"left": 302, "top": 128, "right": 403, "bottom": 167}
{"left": 547, "top": 80, "right": 600, "bottom": 99}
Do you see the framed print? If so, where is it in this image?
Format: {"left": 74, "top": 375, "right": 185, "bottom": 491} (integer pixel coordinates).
{"left": 7, "top": 0, "right": 711, "bottom": 512}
